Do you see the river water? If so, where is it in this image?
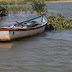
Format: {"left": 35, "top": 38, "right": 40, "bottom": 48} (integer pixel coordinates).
{"left": 0, "top": 3, "right": 72, "bottom": 72}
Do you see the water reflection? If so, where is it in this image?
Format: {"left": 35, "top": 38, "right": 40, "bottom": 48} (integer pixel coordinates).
{"left": 0, "top": 42, "right": 13, "bottom": 48}
{"left": 0, "top": 31, "right": 47, "bottom": 49}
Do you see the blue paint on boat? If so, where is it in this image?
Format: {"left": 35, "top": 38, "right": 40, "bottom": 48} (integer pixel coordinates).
{"left": 43, "top": 16, "right": 48, "bottom": 23}
{"left": 8, "top": 15, "right": 41, "bottom": 27}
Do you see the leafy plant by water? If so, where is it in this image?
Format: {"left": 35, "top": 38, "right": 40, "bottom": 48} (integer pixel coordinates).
{"left": 46, "top": 13, "right": 72, "bottom": 30}
{"left": 0, "top": 1, "right": 27, "bottom": 5}
{"left": 32, "top": 0, "right": 46, "bottom": 15}
{"left": 8, "top": 6, "right": 27, "bottom": 13}
{"left": 0, "top": 6, "right": 28, "bottom": 16}
{"left": 0, "top": 6, "right": 8, "bottom": 17}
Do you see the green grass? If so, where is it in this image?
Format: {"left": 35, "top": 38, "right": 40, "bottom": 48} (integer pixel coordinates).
{"left": 0, "top": 1, "right": 27, "bottom": 5}
{"left": 8, "top": 6, "right": 27, "bottom": 12}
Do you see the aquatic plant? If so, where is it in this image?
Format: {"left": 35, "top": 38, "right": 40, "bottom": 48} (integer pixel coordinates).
{"left": 0, "top": 6, "right": 8, "bottom": 17}
{"left": 0, "top": 1, "right": 27, "bottom": 5}
{"left": 46, "top": 13, "right": 72, "bottom": 30}
{"left": 32, "top": 0, "right": 46, "bottom": 15}
{"left": 0, "top": 1, "right": 9, "bottom": 5}
{"left": 0, "top": 6, "right": 28, "bottom": 16}
{"left": 9, "top": 6, "right": 27, "bottom": 12}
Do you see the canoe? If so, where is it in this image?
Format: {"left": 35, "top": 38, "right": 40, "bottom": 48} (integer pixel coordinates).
{"left": 0, "top": 15, "right": 47, "bottom": 41}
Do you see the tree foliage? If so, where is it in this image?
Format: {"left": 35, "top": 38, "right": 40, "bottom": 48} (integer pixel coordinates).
{"left": 32, "top": 0, "right": 46, "bottom": 14}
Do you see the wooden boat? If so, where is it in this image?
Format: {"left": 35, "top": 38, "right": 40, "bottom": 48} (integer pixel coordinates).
{"left": 0, "top": 15, "right": 47, "bottom": 41}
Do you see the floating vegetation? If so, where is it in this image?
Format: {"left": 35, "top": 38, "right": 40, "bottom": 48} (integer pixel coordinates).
{"left": 8, "top": 6, "right": 27, "bottom": 13}
{"left": 0, "top": 6, "right": 28, "bottom": 16}
{"left": 46, "top": 13, "right": 72, "bottom": 30}
{"left": 0, "top": 1, "right": 27, "bottom": 5}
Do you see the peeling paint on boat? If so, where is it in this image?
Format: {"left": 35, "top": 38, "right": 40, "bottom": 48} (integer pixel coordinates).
{"left": 0, "top": 31, "right": 10, "bottom": 41}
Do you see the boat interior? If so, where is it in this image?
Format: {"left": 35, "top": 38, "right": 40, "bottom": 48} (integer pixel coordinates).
{"left": 9, "top": 21, "right": 42, "bottom": 29}
{"left": 9, "top": 17, "right": 44, "bottom": 29}
{"left": 3, "top": 15, "right": 47, "bottom": 29}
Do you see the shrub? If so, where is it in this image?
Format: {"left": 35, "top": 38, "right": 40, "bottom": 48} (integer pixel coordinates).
{"left": 47, "top": 13, "right": 72, "bottom": 30}
{"left": 32, "top": 0, "right": 46, "bottom": 14}
{"left": 0, "top": 6, "right": 8, "bottom": 17}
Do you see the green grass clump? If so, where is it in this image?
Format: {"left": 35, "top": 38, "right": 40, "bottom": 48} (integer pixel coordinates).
{"left": 0, "top": 1, "right": 9, "bottom": 5}
{"left": 0, "top": 1, "right": 27, "bottom": 5}
{"left": 9, "top": 6, "right": 27, "bottom": 12}
{"left": 0, "top": 6, "right": 27, "bottom": 16}
{"left": 32, "top": 0, "right": 46, "bottom": 14}
{"left": 46, "top": 13, "right": 72, "bottom": 30}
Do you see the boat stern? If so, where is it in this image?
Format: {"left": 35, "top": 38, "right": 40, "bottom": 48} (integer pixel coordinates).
{"left": 0, "top": 30, "right": 10, "bottom": 41}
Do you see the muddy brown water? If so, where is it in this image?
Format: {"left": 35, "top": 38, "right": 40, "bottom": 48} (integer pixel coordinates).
{"left": 0, "top": 3, "right": 72, "bottom": 72}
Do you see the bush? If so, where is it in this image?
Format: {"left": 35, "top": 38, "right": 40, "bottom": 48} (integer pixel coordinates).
{"left": 32, "top": 0, "right": 46, "bottom": 14}
{"left": 46, "top": 13, "right": 72, "bottom": 30}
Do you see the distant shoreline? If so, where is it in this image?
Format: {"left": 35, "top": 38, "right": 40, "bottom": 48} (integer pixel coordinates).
{"left": 45, "top": 1, "right": 72, "bottom": 3}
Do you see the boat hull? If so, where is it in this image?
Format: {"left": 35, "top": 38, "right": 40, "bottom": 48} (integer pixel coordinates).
{"left": 10, "top": 25, "right": 46, "bottom": 40}
{"left": 0, "top": 25, "right": 45, "bottom": 41}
